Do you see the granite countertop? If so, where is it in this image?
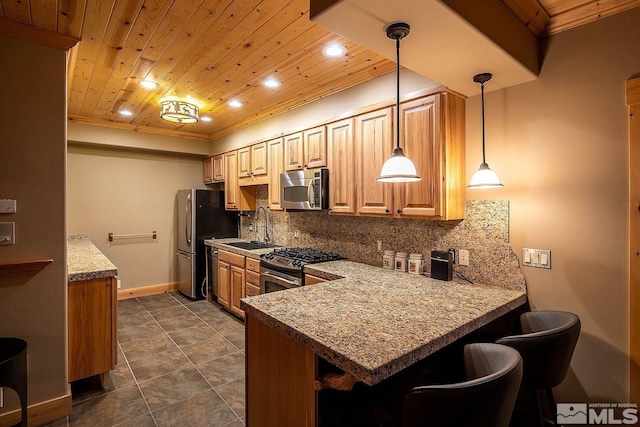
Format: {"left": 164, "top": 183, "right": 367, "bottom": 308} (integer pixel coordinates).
{"left": 67, "top": 234, "right": 118, "bottom": 282}
{"left": 204, "top": 238, "right": 277, "bottom": 259}
{"left": 241, "top": 260, "right": 527, "bottom": 386}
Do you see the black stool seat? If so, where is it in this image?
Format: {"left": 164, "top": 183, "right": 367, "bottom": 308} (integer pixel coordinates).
{"left": 0, "top": 337, "right": 28, "bottom": 427}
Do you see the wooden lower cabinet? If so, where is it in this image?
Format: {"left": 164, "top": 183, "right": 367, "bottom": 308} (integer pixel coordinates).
{"left": 230, "top": 265, "right": 246, "bottom": 318}
{"left": 68, "top": 276, "right": 117, "bottom": 386}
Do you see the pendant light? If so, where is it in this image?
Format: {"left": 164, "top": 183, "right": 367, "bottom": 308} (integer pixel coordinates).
{"left": 377, "top": 23, "right": 421, "bottom": 183}
{"left": 468, "top": 73, "right": 504, "bottom": 189}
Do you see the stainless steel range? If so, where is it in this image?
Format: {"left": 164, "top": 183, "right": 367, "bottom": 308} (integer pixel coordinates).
{"left": 260, "top": 248, "right": 342, "bottom": 293}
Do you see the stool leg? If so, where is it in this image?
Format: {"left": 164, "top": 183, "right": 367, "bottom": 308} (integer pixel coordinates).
{"left": 531, "top": 389, "right": 543, "bottom": 427}
{"left": 545, "top": 389, "right": 558, "bottom": 427}
{"left": 15, "top": 353, "right": 28, "bottom": 427}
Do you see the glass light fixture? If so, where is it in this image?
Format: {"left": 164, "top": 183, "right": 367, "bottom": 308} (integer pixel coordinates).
{"left": 160, "top": 100, "right": 199, "bottom": 124}
{"left": 377, "top": 23, "right": 420, "bottom": 183}
{"left": 468, "top": 73, "right": 504, "bottom": 189}
{"left": 322, "top": 44, "right": 347, "bottom": 57}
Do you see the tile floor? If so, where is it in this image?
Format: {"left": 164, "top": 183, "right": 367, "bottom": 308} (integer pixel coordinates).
{"left": 44, "top": 292, "right": 246, "bottom": 427}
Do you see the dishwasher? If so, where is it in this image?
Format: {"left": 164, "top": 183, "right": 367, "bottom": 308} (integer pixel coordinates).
{"left": 206, "top": 245, "right": 218, "bottom": 303}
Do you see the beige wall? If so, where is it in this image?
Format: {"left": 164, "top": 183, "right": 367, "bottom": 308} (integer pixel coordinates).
{"left": 0, "top": 36, "right": 68, "bottom": 409}
{"left": 67, "top": 145, "right": 205, "bottom": 290}
{"left": 465, "top": 9, "right": 640, "bottom": 402}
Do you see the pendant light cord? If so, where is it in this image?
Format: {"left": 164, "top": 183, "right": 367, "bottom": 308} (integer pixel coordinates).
{"left": 481, "top": 81, "right": 486, "bottom": 164}
{"left": 395, "top": 37, "right": 401, "bottom": 150}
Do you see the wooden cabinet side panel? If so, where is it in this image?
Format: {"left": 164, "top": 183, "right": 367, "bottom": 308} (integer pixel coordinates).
{"left": 304, "top": 125, "right": 327, "bottom": 169}
{"left": 225, "top": 151, "right": 239, "bottom": 210}
{"left": 442, "top": 92, "right": 466, "bottom": 220}
{"left": 68, "top": 277, "right": 114, "bottom": 382}
{"left": 355, "top": 108, "right": 394, "bottom": 216}
{"left": 267, "top": 138, "right": 284, "bottom": 210}
{"left": 246, "top": 315, "right": 317, "bottom": 427}
{"left": 251, "top": 142, "right": 268, "bottom": 176}
{"left": 327, "top": 119, "right": 356, "bottom": 215}
{"left": 304, "top": 274, "right": 328, "bottom": 285}
{"left": 397, "top": 96, "right": 441, "bottom": 218}
{"left": 285, "top": 132, "right": 304, "bottom": 171}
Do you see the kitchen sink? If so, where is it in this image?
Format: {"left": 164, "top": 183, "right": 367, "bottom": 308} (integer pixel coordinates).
{"left": 225, "top": 241, "right": 278, "bottom": 250}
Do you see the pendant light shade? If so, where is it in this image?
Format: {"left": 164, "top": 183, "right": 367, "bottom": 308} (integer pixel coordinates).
{"left": 377, "top": 23, "right": 421, "bottom": 183}
{"left": 468, "top": 73, "right": 503, "bottom": 189}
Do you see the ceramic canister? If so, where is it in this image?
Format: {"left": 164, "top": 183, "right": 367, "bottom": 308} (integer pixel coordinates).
{"left": 395, "top": 252, "right": 409, "bottom": 272}
{"left": 383, "top": 250, "right": 395, "bottom": 269}
{"left": 408, "top": 253, "right": 423, "bottom": 275}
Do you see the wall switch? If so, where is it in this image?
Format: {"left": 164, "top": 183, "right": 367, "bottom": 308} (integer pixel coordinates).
{"left": 377, "top": 240, "right": 382, "bottom": 251}
{"left": 0, "top": 200, "right": 16, "bottom": 214}
{"left": 0, "top": 222, "right": 15, "bottom": 245}
{"left": 459, "top": 249, "right": 469, "bottom": 266}
{"left": 522, "top": 248, "right": 552, "bottom": 269}
{"left": 117, "top": 279, "right": 122, "bottom": 289}
{"left": 294, "top": 230, "right": 299, "bottom": 238}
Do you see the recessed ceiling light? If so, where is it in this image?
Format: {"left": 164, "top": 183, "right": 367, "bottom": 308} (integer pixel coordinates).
{"left": 119, "top": 110, "right": 134, "bottom": 116}
{"left": 322, "top": 44, "right": 347, "bottom": 57}
{"left": 228, "top": 99, "right": 243, "bottom": 108}
{"left": 263, "top": 78, "right": 280, "bottom": 89}
{"left": 140, "top": 80, "right": 158, "bottom": 89}
{"left": 201, "top": 116, "right": 212, "bottom": 122}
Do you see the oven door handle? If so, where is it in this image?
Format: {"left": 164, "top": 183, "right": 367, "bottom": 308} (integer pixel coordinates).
{"left": 262, "top": 271, "right": 300, "bottom": 287}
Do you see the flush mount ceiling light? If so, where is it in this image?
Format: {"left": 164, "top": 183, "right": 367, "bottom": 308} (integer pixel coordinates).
{"left": 160, "top": 100, "right": 199, "bottom": 124}
{"left": 139, "top": 80, "right": 158, "bottom": 89}
{"left": 200, "top": 116, "right": 212, "bottom": 122}
{"left": 263, "top": 78, "right": 280, "bottom": 89}
{"left": 228, "top": 99, "right": 243, "bottom": 108}
{"left": 377, "top": 23, "right": 420, "bottom": 183}
{"left": 119, "top": 110, "right": 133, "bottom": 117}
{"left": 322, "top": 44, "right": 347, "bottom": 57}
{"left": 467, "top": 73, "right": 504, "bottom": 189}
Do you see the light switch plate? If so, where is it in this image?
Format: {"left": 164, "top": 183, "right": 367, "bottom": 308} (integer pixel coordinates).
{"left": 522, "top": 248, "right": 551, "bottom": 269}
{"left": 0, "top": 199, "right": 16, "bottom": 214}
{"left": 0, "top": 222, "right": 15, "bottom": 245}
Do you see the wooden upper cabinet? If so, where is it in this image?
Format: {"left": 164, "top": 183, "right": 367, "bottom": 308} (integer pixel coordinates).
{"left": 284, "top": 132, "right": 304, "bottom": 171}
{"left": 327, "top": 119, "right": 356, "bottom": 215}
{"left": 238, "top": 147, "right": 251, "bottom": 178}
{"left": 303, "top": 126, "right": 327, "bottom": 169}
{"left": 355, "top": 108, "right": 394, "bottom": 216}
{"left": 395, "top": 93, "right": 466, "bottom": 220}
{"left": 225, "top": 150, "right": 239, "bottom": 210}
{"left": 212, "top": 154, "right": 225, "bottom": 181}
{"left": 203, "top": 157, "right": 214, "bottom": 183}
{"left": 267, "top": 137, "right": 285, "bottom": 210}
{"left": 251, "top": 142, "right": 268, "bottom": 176}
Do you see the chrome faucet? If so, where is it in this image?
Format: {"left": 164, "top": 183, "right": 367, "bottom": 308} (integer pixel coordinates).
{"left": 255, "top": 205, "right": 270, "bottom": 244}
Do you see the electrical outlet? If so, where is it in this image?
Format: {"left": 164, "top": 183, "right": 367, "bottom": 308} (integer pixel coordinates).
{"left": 294, "top": 230, "right": 299, "bottom": 238}
{"left": 377, "top": 240, "right": 382, "bottom": 251}
{"left": 459, "top": 249, "right": 469, "bottom": 266}
{"left": 117, "top": 279, "right": 122, "bottom": 289}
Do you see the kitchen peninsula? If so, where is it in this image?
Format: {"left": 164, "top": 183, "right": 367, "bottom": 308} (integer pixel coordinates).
{"left": 241, "top": 261, "right": 527, "bottom": 426}
{"left": 67, "top": 235, "right": 118, "bottom": 387}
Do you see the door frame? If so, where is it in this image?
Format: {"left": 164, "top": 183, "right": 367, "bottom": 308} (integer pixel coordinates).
{"left": 627, "top": 76, "right": 640, "bottom": 404}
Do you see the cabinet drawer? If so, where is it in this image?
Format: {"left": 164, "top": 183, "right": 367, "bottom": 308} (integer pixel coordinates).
{"left": 246, "top": 283, "right": 261, "bottom": 297}
{"left": 246, "top": 270, "right": 261, "bottom": 287}
{"left": 219, "top": 250, "right": 245, "bottom": 268}
{"left": 246, "top": 258, "right": 261, "bottom": 273}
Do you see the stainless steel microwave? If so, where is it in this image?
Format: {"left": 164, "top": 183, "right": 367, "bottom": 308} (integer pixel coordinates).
{"left": 280, "top": 168, "right": 329, "bottom": 210}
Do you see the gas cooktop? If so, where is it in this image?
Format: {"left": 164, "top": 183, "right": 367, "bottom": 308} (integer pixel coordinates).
{"left": 260, "top": 247, "right": 343, "bottom": 270}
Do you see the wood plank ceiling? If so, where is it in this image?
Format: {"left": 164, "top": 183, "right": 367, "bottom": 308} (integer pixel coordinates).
{"left": 0, "top": 0, "right": 639, "bottom": 141}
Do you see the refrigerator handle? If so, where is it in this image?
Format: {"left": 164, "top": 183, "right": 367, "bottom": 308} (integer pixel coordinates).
{"left": 186, "top": 193, "right": 192, "bottom": 247}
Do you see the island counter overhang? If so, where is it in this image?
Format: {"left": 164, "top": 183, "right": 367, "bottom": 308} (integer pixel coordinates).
{"left": 241, "top": 260, "right": 527, "bottom": 386}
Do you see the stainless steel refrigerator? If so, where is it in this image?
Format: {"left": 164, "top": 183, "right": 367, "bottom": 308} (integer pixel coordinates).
{"left": 177, "top": 189, "right": 239, "bottom": 299}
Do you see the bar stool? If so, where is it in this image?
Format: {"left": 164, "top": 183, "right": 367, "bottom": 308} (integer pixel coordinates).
{"left": 496, "top": 310, "right": 581, "bottom": 427}
{"left": 0, "top": 337, "right": 28, "bottom": 427}
{"left": 401, "top": 343, "right": 523, "bottom": 427}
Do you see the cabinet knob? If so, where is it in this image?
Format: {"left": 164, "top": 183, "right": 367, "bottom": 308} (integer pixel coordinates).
{"left": 397, "top": 209, "right": 402, "bottom": 214}
{"left": 328, "top": 208, "right": 332, "bottom": 211}
{"left": 385, "top": 209, "right": 390, "bottom": 213}
{"left": 304, "top": 164, "right": 307, "bottom": 168}
{"left": 298, "top": 165, "right": 302, "bottom": 169}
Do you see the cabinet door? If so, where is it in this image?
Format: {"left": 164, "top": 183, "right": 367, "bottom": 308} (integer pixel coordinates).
{"left": 267, "top": 138, "right": 284, "bottom": 210}
{"left": 230, "top": 265, "right": 246, "bottom": 319}
{"left": 355, "top": 108, "right": 394, "bottom": 216}
{"left": 225, "top": 151, "right": 239, "bottom": 210}
{"left": 327, "top": 119, "right": 356, "bottom": 214}
{"left": 284, "top": 132, "right": 304, "bottom": 171}
{"left": 396, "top": 95, "right": 441, "bottom": 218}
{"left": 303, "top": 125, "right": 327, "bottom": 169}
{"left": 251, "top": 142, "right": 268, "bottom": 176}
{"left": 213, "top": 154, "right": 225, "bottom": 181}
{"left": 238, "top": 147, "right": 252, "bottom": 178}
{"left": 217, "top": 260, "right": 231, "bottom": 308}
{"left": 203, "top": 157, "right": 214, "bottom": 183}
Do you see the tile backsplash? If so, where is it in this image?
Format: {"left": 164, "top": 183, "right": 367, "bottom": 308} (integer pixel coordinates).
{"left": 241, "top": 185, "right": 525, "bottom": 291}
